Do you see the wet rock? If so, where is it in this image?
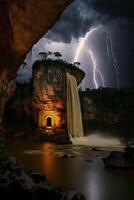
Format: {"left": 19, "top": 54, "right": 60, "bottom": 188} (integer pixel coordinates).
{"left": 124, "top": 146, "right": 134, "bottom": 161}
{"left": 71, "top": 193, "right": 86, "bottom": 200}
{"left": 69, "top": 155, "right": 76, "bottom": 158}
{"left": 0, "top": 149, "right": 36, "bottom": 190}
{"left": 102, "top": 150, "right": 134, "bottom": 168}
{"left": 29, "top": 172, "right": 46, "bottom": 184}
{"left": 34, "top": 187, "right": 68, "bottom": 200}
{"left": 0, "top": 131, "right": 5, "bottom": 149}
{"left": 60, "top": 154, "right": 75, "bottom": 158}
{"left": 35, "top": 132, "right": 72, "bottom": 144}
{"left": 91, "top": 147, "right": 101, "bottom": 151}
{"left": 0, "top": 148, "right": 81, "bottom": 199}
{"left": 0, "top": 181, "right": 34, "bottom": 199}
{"left": 61, "top": 154, "right": 69, "bottom": 158}
{"left": 86, "top": 159, "right": 93, "bottom": 163}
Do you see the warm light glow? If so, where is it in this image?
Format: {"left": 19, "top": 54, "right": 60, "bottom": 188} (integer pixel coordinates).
{"left": 33, "top": 99, "right": 63, "bottom": 131}
{"left": 39, "top": 110, "right": 61, "bottom": 130}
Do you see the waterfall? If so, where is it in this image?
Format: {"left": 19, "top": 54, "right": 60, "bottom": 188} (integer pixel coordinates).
{"left": 66, "top": 73, "right": 84, "bottom": 137}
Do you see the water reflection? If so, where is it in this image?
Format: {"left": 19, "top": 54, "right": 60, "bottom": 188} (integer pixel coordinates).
{"left": 6, "top": 137, "right": 134, "bottom": 200}
{"left": 41, "top": 143, "right": 85, "bottom": 188}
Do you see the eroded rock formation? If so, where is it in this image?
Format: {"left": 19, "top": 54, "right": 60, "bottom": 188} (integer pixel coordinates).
{"left": 102, "top": 147, "right": 134, "bottom": 168}
{"left": 3, "top": 59, "right": 85, "bottom": 143}
{"left": 0, "top": 0, "right": 72, "bottom": 79}
{"left": 0, "top": 0, "right": 73, "bottom": 130}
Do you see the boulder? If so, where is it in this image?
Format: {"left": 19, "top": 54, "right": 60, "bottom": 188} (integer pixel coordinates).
{"left": 0, "top": 149, "right": 86, "bottom": 199}
{"left": 60, "top": 154, "right": 76, "bottom": 158}
{"left": 102, "top": 149, "right": 134, "bottom": 168}
{"left": 91, "top": 147, "right": 101, "bottom": 151}
{"left": 124, "top": 146, "right": 134, "bottom": 161}
{"left": 71, "top": 193, "right": 86, "bottom": 200}
{"left": 29, "top": 172, "right": 46, "bottom": 184}
{"left": 86, "top": 159, "right": 93, "bottom": 163}
{"left": 35, "top": 132, "right": 72, "bottom": 144}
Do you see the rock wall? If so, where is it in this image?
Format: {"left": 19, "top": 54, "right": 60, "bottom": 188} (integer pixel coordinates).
{"left": 3, "top": 83, "right": 35, "bottom": 136}
{"left": 3, "top": 59, "right": 85, "bottom": 136}
{"left": 0, "top": 0, "right": 73, "bottom": 131}
{"left": 80, "top": 89, "right": 134, "bottom": 130}
{"left": 32, "top": 61, "right": 67, "bottom": 133}
{"left": 0, "top": 0, "right": 72, "bottom": 79}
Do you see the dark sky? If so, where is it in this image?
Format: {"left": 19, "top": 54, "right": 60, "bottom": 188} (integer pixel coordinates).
{"left": 17, "top": 0, "right": 134, "bottom": 89}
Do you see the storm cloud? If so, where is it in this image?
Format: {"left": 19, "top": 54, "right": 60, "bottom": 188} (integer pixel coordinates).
{"left": 45, "top": 0, "right": 134, "bottom": 43}
{"left": 18, "top": 0, "right": 134, "bottom": 88}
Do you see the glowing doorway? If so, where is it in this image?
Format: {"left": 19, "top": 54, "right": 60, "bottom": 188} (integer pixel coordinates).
{"left": 47, "top": 117, "right": 52, "bottom": 127}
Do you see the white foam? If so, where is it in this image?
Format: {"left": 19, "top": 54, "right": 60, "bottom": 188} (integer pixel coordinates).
{"left": 71, "top": 134, "right": 124, "bottom": 148}
{"left": 24, "top": 150, "right": 44, "bottom": 155}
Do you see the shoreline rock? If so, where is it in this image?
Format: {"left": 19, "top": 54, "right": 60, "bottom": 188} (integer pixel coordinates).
{"left": 102, "top": 147, "right": 134, "bottom": 168}
{"left": 0, "top": 147, "right": 85, "bottom": 199}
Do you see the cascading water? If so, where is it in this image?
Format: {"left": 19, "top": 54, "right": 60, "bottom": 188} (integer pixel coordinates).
{"left": 66, "top": 73, "right": 84, "bottom": 137}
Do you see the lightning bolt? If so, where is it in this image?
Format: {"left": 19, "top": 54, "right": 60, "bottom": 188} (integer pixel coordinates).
{"left": 105, "top": 32, "right": 110, "bottom": 58}
{"left": 89, "top": 50, "right": 98, "bottom": 89}
{"left": 89, "top": 51, "right": 105, "bottom": 89}
{"left": 74, "top": 27, "right": 99, "bottom": 63}
{"left": 74, "top": 27, "right": 105, "bottom": 89}
{"left": 105, "top": 31, "right": 120, "bottom": 89}
{"left": 74, "top": 26, "right": 120, "bottom": 89}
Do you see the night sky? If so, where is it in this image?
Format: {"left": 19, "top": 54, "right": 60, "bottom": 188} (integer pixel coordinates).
{"left": 17, "top": 0, "right": 134, "bottom": 89}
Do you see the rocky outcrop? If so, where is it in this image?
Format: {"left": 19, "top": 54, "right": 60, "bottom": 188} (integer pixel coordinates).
{"left": 34, "top": 132, "right": 72, "bottom": 144}
{"left": 3, "top": 59, "right": 85, "bottom": 139}
{"left": 0, "top": 148, "right": 65, "bottom": 198}
{"left": 71, "top": 193, "right": 86, "bottom": 200}
{"left": 0, "top": 79, "right": 16, "bottom": 129}
{"left": 0, "top": 148, "right": 86, "bottom": 199}
{"left": 0, "top": 0, "right": 73, "bottom": 133}
{"left": 3, "top": 82, "right": 36, "bottom": 136}
{"left": 102, "top": 147, "right": 134, "bottom": 168}
{"left": 0, "top": 0, "right": 73, "bottom": 80}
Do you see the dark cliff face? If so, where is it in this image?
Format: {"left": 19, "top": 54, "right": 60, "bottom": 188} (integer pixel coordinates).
{"left": 0, "top": 0, "right": 73, "bottom": 80}
{"left": 80, "top": 89, "right": 134, "bottom": 136}
{"left": 0, "top": 0, "right": 73, "bottom": 127}
{"left": 3, "top": 83, "right": 35, "bottom": 135}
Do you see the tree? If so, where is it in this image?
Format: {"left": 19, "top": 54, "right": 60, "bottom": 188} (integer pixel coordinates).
{"left": 47, "top": 51, "right": 52, "bottom": 58}
{"left": 38, "top": 52, "right": 48, "bottom": 60}
{"left": 53, "top": 52, "right": 62, "bottom": 59}
{"left": 48, "top": 51, "right": 52, "bottom": 56}
{"left": 74, "top": 62, "right": 81, "bottom": 67}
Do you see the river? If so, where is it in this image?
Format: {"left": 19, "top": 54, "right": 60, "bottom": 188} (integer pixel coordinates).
{"left": 6, "top": 133, "right": 134, "bottom": 200}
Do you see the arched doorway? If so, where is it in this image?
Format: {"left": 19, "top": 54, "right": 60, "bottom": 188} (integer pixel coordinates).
{"left": 47, "top": 117, "right": 52, "bottom": 127}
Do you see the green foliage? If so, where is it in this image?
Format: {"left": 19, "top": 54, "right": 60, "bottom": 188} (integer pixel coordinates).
{"left": 33, "top": 58, "right": 79, "bottom": 72}
{"left": 38, "top": 52, "right": 48, "bottom": 60}
{"left": 53, "top": 52, "right": 62, "bottom": 58}
{"left": 74, "top": 62, "right": 81, "bottom": 66}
